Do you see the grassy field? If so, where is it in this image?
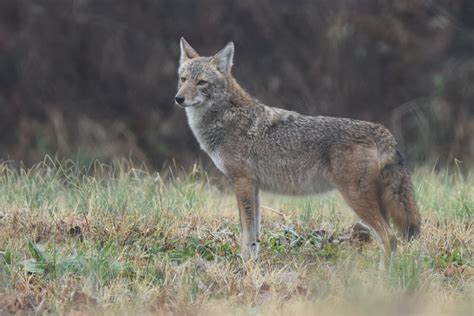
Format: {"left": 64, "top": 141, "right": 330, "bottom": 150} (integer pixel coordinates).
{"left": 0, "top": 159, "right": 472, "bottom": 315}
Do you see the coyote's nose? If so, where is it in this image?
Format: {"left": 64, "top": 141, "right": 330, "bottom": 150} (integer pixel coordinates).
{"left": 175, "top": 96, "right": 185, "bottom": 104}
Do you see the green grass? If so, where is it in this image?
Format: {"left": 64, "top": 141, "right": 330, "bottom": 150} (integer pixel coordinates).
{"left": 0, "top": 159, "right": 472, "bottom": 315}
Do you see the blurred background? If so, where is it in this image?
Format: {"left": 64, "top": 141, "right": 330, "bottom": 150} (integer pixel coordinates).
{"left": 0, "top": 0, "right": 473, "bottom": 171}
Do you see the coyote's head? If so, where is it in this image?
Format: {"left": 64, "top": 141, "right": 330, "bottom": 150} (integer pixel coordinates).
{"left": 175, "top": 38, "right": 234, "bottom": 108}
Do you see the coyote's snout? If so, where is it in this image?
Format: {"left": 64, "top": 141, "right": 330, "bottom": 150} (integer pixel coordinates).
{"left": 175, "top": 37, "right": 421, "bottom": 260}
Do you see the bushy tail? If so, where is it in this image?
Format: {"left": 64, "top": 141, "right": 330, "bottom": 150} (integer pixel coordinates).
{"left": 380, "top": 152, "right": 421, "bottom": 240}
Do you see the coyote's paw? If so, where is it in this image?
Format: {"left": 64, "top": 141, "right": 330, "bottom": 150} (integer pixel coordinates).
{"left": 241, "top": 241, "right": 259, "bottom": 260}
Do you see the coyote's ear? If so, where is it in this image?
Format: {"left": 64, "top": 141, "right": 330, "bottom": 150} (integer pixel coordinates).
{"left": 180, "top": 37, "right": 199, "bottom": 64}
{"left": 212, "top": 42, "right": 234, "bottom": 74}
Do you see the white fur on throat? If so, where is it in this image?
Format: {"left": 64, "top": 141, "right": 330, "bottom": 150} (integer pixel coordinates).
{"left": 185, "top": 106, "right": 227, "bottom": 175}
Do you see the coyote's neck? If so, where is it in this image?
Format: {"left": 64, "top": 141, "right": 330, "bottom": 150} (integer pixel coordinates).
{"left": 185, "top": 103, "right": 223, "bottom": 154}
{"left": 185, "top": 76, "right": 254, "bottom": 154}
{"left": 227, "top": 77, "right": 254, "bottom": 107}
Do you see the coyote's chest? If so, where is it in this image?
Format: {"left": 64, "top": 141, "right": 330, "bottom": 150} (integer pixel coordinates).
{"left": 206, "top": 150, "right": 226, "bottom": 175}
{"left": 185, "top": 107, "right": 227, "bottom": 175}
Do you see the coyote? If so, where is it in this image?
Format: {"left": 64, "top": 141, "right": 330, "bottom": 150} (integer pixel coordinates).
{"left": 175, "top": 38, "right": 421, "bottom": 259}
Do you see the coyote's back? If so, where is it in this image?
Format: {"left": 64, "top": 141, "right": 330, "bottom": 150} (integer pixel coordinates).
{"left": 175, "top": 38, "right": 421, "bottom": 259}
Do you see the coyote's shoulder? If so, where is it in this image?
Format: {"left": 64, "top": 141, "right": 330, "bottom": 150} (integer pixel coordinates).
{"left": 174, "top": 38, "right": 421, "bottom": 259}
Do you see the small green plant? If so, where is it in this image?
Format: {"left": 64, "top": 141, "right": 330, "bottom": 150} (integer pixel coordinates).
{"left": 433, "top": 247, "right": 468, "bottom": 269}
{"left": 22, "top": 241, "right": 83, "bottom": 277}
{"left": 0, "top": 249, "right": 14, "bottom": 265}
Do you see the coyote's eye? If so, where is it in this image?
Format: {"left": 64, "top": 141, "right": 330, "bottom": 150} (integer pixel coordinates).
{"left": 197, "top": 80, "right": 208, "bottom": 86}
{"left": 180, "top": 77, "right": 186, "bottom": 83}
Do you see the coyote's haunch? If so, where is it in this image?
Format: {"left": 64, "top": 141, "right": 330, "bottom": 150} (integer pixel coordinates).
{"left": 175, "top": 38, "right": 421, "bottom": 259}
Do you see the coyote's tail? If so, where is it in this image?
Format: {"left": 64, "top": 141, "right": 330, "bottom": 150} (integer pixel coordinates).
{"left": 380, "top": 150, "right": 421, "bottom": 240}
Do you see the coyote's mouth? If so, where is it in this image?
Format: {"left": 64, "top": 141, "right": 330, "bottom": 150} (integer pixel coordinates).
{"left": 175, "top": 101, "right": 202, "bottom": 108}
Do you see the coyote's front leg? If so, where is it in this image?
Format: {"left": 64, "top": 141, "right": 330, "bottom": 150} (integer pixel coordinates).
{"left": 233, "top": 177, "right": 259, "bottom": 259}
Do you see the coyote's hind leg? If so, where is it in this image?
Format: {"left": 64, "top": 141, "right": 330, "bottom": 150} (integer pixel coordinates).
{"left": 341, "top": 188, "right": 397, "bottom": 262}
{"left": 331, "top": 145, "right": 397, "bottom": 262}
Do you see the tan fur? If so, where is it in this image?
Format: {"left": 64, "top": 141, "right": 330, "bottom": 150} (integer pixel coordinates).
{"left": 227, "top": 77, "right": 254, "bottom": 107}
{"left": 233, "top": 176, "right": 260, "bottom": 258}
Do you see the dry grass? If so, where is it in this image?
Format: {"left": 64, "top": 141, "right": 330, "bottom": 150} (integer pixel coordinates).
{"left": 0, "top": 159, "right": 472, "bottom": 315}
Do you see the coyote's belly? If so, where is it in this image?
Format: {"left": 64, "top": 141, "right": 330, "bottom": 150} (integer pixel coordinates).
{"left": 255, "top": 159, "right": 333, "bottom": 195}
